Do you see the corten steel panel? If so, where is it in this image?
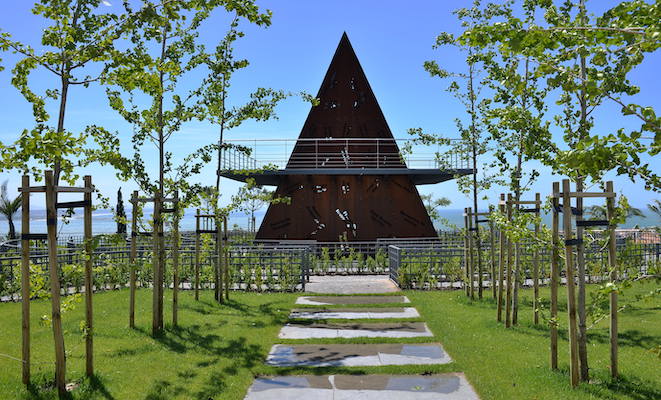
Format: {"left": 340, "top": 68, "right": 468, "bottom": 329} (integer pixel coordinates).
{"left": 256, "top": 175, "right": 437, "bottom": 241}
{"left": 286, "top": 32, "right": 404, "bottom": 170}
{"left": 257, "top": 33, "right": 436, "bottom": 241}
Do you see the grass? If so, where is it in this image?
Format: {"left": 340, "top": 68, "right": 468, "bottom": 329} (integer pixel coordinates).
{"left": 0, "top": 289, "right": 299, "bottom": 399}
{"left": 407, "top": 280, "right": 661, "bottom": 400}
{"left": 0, "top": 279, "right": 659, "bottom": 399}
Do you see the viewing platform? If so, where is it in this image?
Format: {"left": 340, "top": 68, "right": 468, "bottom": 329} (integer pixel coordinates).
{"left": 217, "top": 138, "right": 474, "bottom": 186}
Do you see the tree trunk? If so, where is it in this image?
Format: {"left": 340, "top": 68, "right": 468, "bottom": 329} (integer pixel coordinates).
{"left": 468, "top": 51, "right": 483, "bottom": 300}
{"left": 576, "top": 1, "right": 590, "bottom": 380}
{"left": 8, "top": 217, "right": 16, "bottom": 240}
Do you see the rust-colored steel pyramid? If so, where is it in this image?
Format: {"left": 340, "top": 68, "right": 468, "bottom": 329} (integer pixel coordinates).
{"left": 256, "top": 33, "right": 436, "bottom": 241}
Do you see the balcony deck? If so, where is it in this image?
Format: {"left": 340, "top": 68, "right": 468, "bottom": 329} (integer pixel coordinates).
{"left": 217, "top": 138, "right": 474, "bottom": 186}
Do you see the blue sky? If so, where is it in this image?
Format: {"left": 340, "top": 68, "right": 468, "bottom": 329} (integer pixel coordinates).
{"left": 0, "top": 0, "right": 659, "bottom": 213}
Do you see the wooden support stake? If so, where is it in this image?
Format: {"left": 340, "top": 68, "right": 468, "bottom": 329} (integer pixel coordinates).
{"left": 463, "top": 208, "right": 470, "bottom": 297}
{"left": 45, "top": 170, "right": 67, "bottom": 396}
{"left": 550, "top": 183, "right": 559, "bottom": 370}
{"left": 216, "top": 216, "right": 224, "bottom": 303}
{"left": 575, "top": 180, "right": 589, "bottom": 382}
{"left": 505, "top": 194, "right": 513, "bottom": 328}
{"left": 172, "top": 191, "right": 180, "bottom": 327}
{"left": 194, "top": 209, "right": 200, "bottom": 301}
{"left": 152, "top": 190, "right": 161, "bottom": 336}
{"left": 83, "top": 176, "right": 93, "bottom": 376}
{"left": 224, "top": 217, "right": 230, "bottom": 300}
{"left": 533, "top": 193, "right": 540, "bottom": 325}
{"left": 497, "top": 194, "right": 505, "bottom": 322}
{"left": 157, "top": 194, "right": 165, "bottom": 331}
{"left": 489, "top": 205, "right": 496, "bottom": 300}
{"left": 562, "top": 179, "right": 580, "bottom": 388}
{"left": 605, "top": 181, "right": 618, "bottom": 379}
{"left": 20, "top": 175, "right": 30, "bottom": 384}
{"left": 129, "top": 191, "right": 138, "bottom": 328}
{"left": 513, "top": 238, "right": 520, "bottom": 326}
{"left": 467, "top": 207, "right": 475, "bottom": 300}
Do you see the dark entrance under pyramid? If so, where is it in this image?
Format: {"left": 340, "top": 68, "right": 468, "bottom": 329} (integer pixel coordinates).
{"left": 219, "top": 33, "right": 473, "bottom": 241}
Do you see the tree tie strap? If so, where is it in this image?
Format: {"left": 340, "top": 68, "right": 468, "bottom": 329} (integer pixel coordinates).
{"left": 576, "top": 220, "right": 610, "bottom": 227}
{"left": 554, "top": 204, "right": 582, "bottom": 216}
{"left": 55, "top": 200, "right": 91, "bottom": 209}
{"left": 21, "top": 233, "right": 48, "bottom": 241}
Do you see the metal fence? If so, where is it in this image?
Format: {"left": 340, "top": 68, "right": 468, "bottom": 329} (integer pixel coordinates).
{"left": 1, "top": 229, "right": 659, "bottom": 299}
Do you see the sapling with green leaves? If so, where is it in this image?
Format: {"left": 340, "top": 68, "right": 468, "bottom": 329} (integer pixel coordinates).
{"left": 0, "top": 0, "right": 134, "bottom": 186}
{"left": 412, "top": 0, "right": 508, "bottom": 299}
{"left": 462, "top": 0, "right": 660, "bottom": 382}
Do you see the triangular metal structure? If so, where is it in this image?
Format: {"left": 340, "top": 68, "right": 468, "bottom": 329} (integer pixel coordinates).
{"left": 256, "top": 33, "right": 437, "bottom": 241}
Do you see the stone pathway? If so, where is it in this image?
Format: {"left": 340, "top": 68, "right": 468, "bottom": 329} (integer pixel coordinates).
{"left": 279, "top": 321, "right": 433, "bottom": 339}
{"left": 244, "top": 275, "right": 479, "bottom": 399}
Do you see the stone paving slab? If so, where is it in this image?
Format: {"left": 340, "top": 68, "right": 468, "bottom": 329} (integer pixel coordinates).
{"left": 244, "top": 373, "right": 478, "bottom": 400}
{"left": 290, "top": 307, "right": 420, "bottom": 320}
{"left": 266, "top": 343, "right": 451, "bottom": 367}
{"left": 305, "top": 275, "right": 399, "bottom": 294}
{"left": 296, "top": 295, "right": 410, "bottom": 305}
{"left": 278, "top": 322, "right": 433, "bottom": 339}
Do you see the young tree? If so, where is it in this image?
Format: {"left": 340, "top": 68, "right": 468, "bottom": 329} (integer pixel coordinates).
{"left": 647, "top": 200, "right": 661, "bottom": 219}
{"left": 116, "top": 188, "right": 127, "bottom": 235}
{"left": 413, "top": 0, "right": 507, "bottom": 299}
{"left": 238, "top": 185, "right": 272, "bottom": 233}
{"left": 462, "top": 0, "right": 661, "bottom": 384}
{"left": 421, "top": 193, "right": 451, "bottom": 225}
{"left": 476, "top": 1, "right": 554, "bottom": 326}
{"left": 0, "top": 0, "right": 132, "bottom": 185}
{"left": 0, "top": 2, "right": 135, "bottom": 394}
{"left": 105, "top": 0, "right": 279, "bottom": 329}
{"left": 0, "top": 180, "right": 21, "bottom": 240}
{"left": 586, "top": 203, "right": 644, "bottom": 221}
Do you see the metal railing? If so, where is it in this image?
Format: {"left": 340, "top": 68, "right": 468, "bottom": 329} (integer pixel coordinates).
{"left": 2, "top": 229, "right": 659, "bottom": 299}
{"left": 218, "top": 138, "right": 473, "bottom": 171}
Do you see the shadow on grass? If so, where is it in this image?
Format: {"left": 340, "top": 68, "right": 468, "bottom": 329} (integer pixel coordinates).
{"left": 24, "top": 374, "right": 115, "bottom": 400}
{"left": 581, "top": 374, "right": 661, "bottom": 400}
{"left": 178, "top": 299, "right": 288, "bottom": 327}
{"left": 139, "top": 336, "right": 263, "bottom": 400}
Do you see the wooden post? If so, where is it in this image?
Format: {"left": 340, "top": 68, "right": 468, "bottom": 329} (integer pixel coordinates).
{"left": 497, "top": 194, "right": 505, "bottom": 322}
{"left": 194, "top": 209, "right": 200, "bottom": 301}
{"left": 172, "top": 191, "right": 180, "bottom": 327}
{"left": 575, "top": 180, "right": 589, "bottom": 382}
{"left": 83, "top": 176, "right": 93, "bottom": 377}
{"left": 605, "top": 181, "right": 618, "bottom": 379}
{"left": 152, "top": 190, "right": 161, "bottom": 336}
{"left": 489, "top": 205, "right": 496, "bottom": 300}
{"left": 129, "top": 191, "right": 138, "bottom": 328}
{"left": 463, "top": 208, "right": 470, "bottom": 297}
{"left": 467, "top": 207, "right": 475, "bottom": 300}
{"left": 550, "top": 182, "right": 560, "bottom": 370}
{"left": 157, "top": 193, "right": 165, "bottom": 331}
{"left": 224, "top": 217, "right": 230, "bottom": 300}
{"left": 505, "top": 194, "right": 513, "bottom": 328}
{"left": 215, "top": 214, "right": 224, "bottom": 303}
{"left": 20, "top": 175, "right": 30, "bottom": 384}
{"left": 533, "top": 192, "right": 540, "bottom": 325}
{"left": 475, "top": 207, "right": 483, "bottom": 300}
{"left": 513, "top": 234, "right": 520, "bottom": 325}
{"left": 45, "top": 170, "right": 67, "bottom": 396}
{"left": 562, "top": 179, "right": 580, "bottom": 388}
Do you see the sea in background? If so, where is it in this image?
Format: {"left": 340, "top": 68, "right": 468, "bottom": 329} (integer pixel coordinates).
{"left": 0, "top": 208, "right": 659, "bottom": 238}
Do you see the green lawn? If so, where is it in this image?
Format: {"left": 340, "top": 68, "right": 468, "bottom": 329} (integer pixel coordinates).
{"left": 0, "top": 289, "right": 299, "bottom": 399}
{"left": 0, "top": 280, "right": 659, "bottom": 399}
{"left": 408, "top": 280, "right": 661, "bottom": 400}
